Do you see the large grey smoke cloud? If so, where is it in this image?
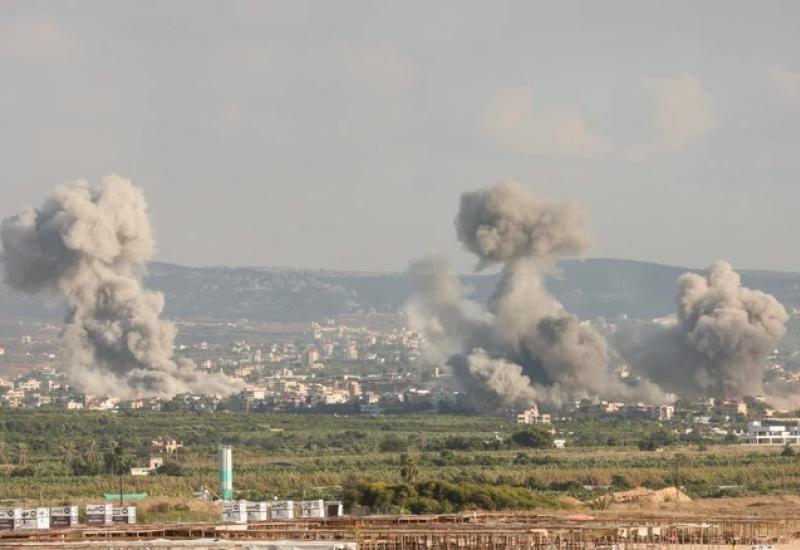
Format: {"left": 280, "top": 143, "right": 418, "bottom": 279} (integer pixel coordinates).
{"left": 630, "top": 261, "right": 788, "bottom": 398}
{"left": 0, "top": 175, "right": 241, "bottom": 398}
{"left": 409, "top": 180, "right": 661, "bottom": 409}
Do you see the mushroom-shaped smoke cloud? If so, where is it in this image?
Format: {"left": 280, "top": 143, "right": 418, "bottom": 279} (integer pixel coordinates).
{"left": 1, "top": 175, "right": 242, "bottom": 398}
{"left": 409, "top": 180, "right": 662, "bottom": 409}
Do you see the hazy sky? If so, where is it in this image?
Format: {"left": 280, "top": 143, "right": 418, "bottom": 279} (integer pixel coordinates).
{"left": 1, "top": 1, "right": 799, "bottom": 272}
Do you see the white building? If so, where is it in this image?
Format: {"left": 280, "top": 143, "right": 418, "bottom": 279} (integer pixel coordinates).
{"left": 244, "top": 387, "right": 266, "bottom": 400}
{"left": 741, "top": 421, "right": 800, "bottom": 445}
{"left": 515, "top": 405, "right": 551, "bottom": 425}
{"left": 130, "top": 456, "right": 164, "bottom": 477}
{"left": 18, "top": 380, "right": 41, "bottom": 391}
{"left": 657, "top": 405, "right": 675, "bottom": 421}
{"left": 305, "top": 347, "right": 320, "bottom": 367}
{"left": 344, "top": 345, "right": 358, "bottom": 361}
{"left": 323, "top": 389, "right": 350, "bottom": 404}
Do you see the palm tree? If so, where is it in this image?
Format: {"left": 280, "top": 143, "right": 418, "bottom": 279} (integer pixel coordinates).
{"left": 84, "top": 440, "right": 98, "bottom": 465}
{"left": 106, "top": 439, "right": 120, "bottom": 454}
{"left": 14, "top": 443, "right": 30, "bottom": 466}
{"left": 59, "top": 442, "right": 78, "bottom": 464}
{"left": 103, "top": 440, "right": 125, "bottom": 475}
{"left": 103, "top": 440, "right": 129, "bottom": 506}
{"left": 399, "top": 454, "right": 418, "bottom": 483}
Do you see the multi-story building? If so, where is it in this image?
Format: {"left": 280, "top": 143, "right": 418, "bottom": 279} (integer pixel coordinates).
{"left": 656, "top": 405, "right": 675, "bottom": 421}
{"left": 305, "top": 347, "right": 320, "bottom": 367}
{"left": 741, "top": 421, "right": 800, "bottom": 445}
{"left": 723, "top": 399, "right": 748, "bottom": 416}
{"left": 150, "top": 437, "right": 182, "bottom": 454}
{"left": 514, "top": 405, "right": 551, "bottom": 425}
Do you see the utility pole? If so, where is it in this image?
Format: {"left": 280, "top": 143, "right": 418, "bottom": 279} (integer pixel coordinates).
{"left": 674, "top": 456, "right": 680, "bottom": 488}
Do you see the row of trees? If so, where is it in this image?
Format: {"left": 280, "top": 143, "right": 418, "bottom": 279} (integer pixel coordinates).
{"left": 0, "top": 439, "right": 135, "bottom": 468}
{"left": 378, "top": 425, "right": 555, "bottom": 454}
{"left": 0, "top": 438, "right": 183, "bottom": 478}
{"left": 343, "top": 479, "right": 561, "bottom": 515}
{"left": 0, "top": 442, "right": 31, "bottom": 465}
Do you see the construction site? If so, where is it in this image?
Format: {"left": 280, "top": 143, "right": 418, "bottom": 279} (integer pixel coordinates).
{"left": 2, "top": 445, "right": 800, "bottom": 549}
{"left": 0, "top": 509, "right": 799, "bottom": 549}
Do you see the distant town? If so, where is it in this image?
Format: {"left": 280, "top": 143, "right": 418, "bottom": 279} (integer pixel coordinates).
{"left": 2, "top": 313, "right": 800, "bottom": 450}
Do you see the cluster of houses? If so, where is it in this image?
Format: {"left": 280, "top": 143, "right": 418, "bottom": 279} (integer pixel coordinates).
{"left": 512, "top": 395, "right": 800, "bottom": 447}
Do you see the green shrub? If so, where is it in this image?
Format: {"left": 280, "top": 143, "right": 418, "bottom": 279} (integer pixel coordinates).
{"left": 511, "top": 426, "right": 554, "bottom": 449}
{"left": 345, "top": 478, "right": 562, "bottom": 514}
{"left": 379, "top": 435, "right": 408, "bottom": 453}
{"left": 156, "top": 460, "right": 185, "bottom": 476}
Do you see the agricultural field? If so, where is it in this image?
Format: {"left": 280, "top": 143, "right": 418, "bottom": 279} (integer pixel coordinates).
{"left": 0, "top": 410, "right": 798, "bottom": 517}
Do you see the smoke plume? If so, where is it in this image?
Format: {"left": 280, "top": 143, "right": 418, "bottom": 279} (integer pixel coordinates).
{"left": 630, "top": 261, "right": 788, "bottom": 398}
{"left": 409, "top": 180, "right": 659, "bottom": 409}
{"left": 0, "top": 175, "right": 241, "bottom": 398}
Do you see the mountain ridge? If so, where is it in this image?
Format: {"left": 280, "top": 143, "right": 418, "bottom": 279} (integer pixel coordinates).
{"left": 1, "top": 258, "right": 798, "bottom": 322}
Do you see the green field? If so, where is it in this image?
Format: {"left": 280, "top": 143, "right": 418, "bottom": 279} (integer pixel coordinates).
{"left": 0, "top": 410, "right": 797, "bottom": 515}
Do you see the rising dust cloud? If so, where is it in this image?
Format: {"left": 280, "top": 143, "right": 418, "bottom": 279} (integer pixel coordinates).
{"left": 629, "top": 260, "right": 788, "bottom": 399}
{"left": 0, "top": 176, "right": 789, "bottom": 405}
{"left": 409, "top": 181, "right": 662, "bottom": 409}
{"left": 409, "top": 181, "right": 788, "bottom": 409}
{"left": 0, "top": 175, "right": 241, "bottom": 398}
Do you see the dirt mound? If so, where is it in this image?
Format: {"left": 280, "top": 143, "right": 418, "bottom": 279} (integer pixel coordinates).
{"left": 613, "top": 486, "right": 691, "bottom": 504}
{"left": 653, "top": 487, "right": 692, "bottom": 503}
{"left": 558, "top": 495, "right": 584, "bottom": 507}
{"left": 612, "top": 487, "right": 652, "bottom": 503}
